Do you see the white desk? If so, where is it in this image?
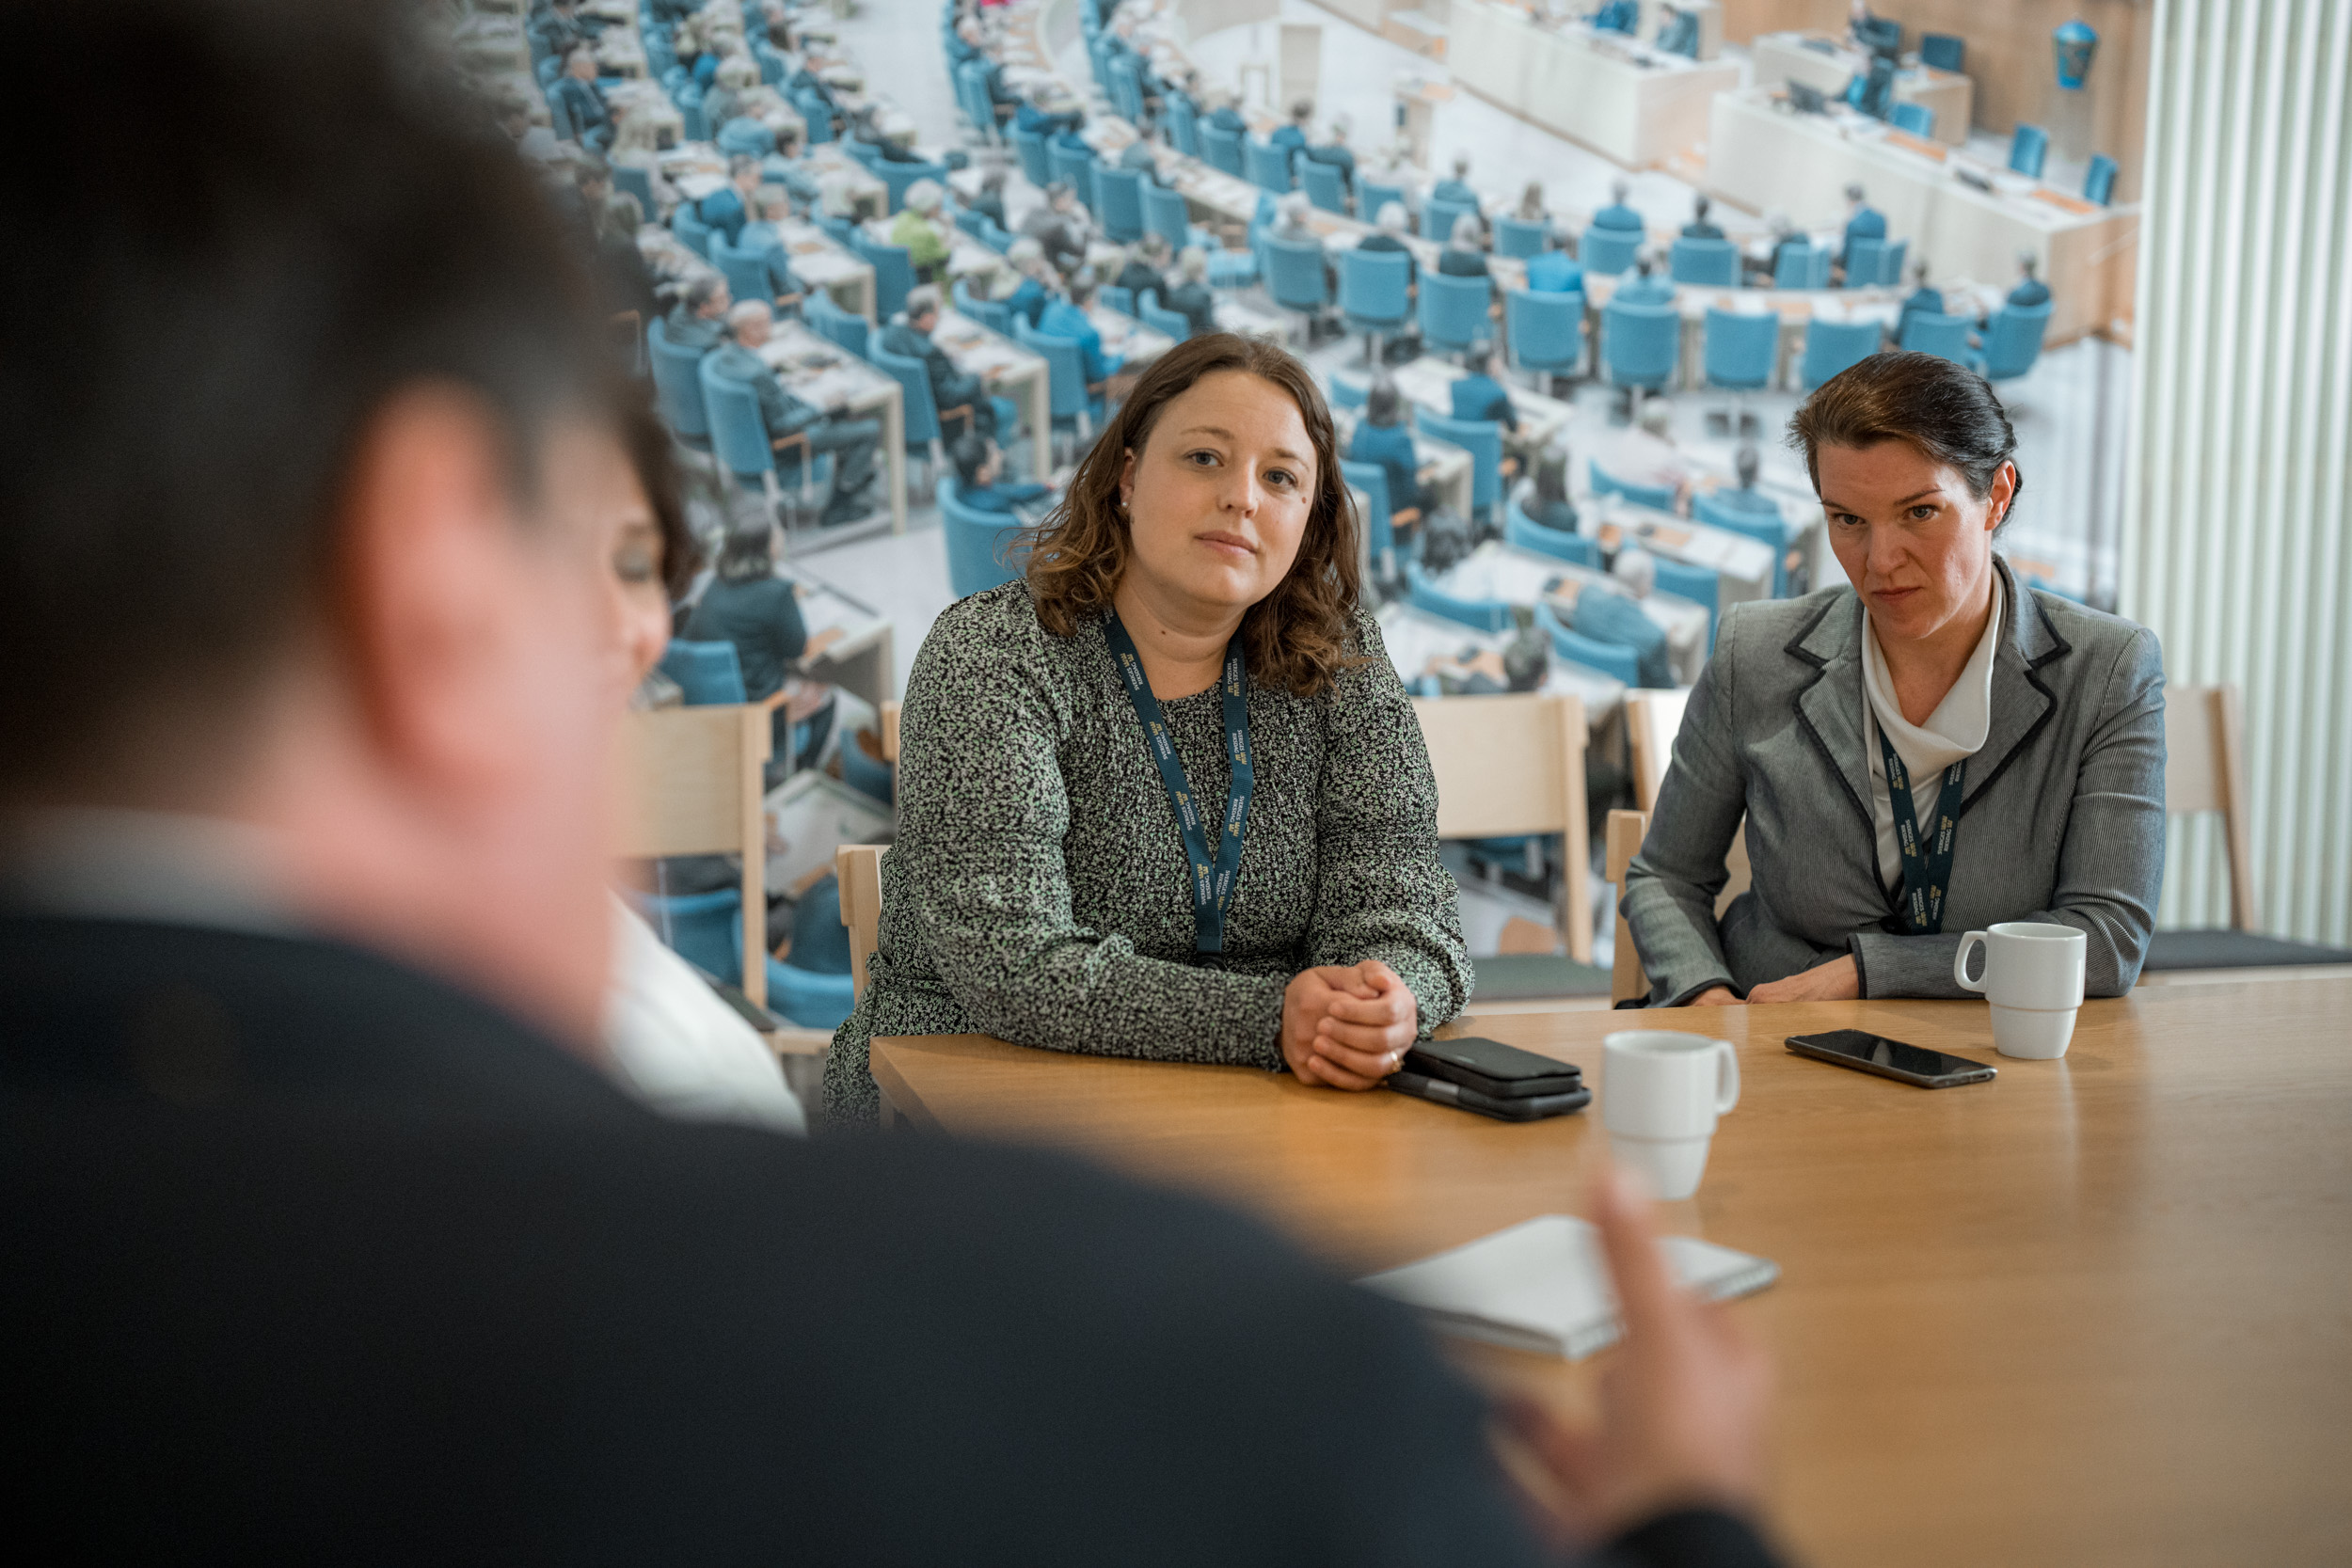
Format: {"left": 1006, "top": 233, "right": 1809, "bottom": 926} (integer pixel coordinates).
{"left": 1374, "top": 601, "right": 1627, "bottom": 725}
{"left": 1446, "top": 0, "right": 1740, "bottom": 168}
{"left": 771, "top": 219, "right": 878, "bottom": 323}
{"left": 1371, "top": 356, "right": 1575, "bottom": 451}
{"left": 1704, "top": 88, "right": 2136, "bottom": 345}
{"left": 930, "top": 309, "right": 1054, "bottom": 480}
{"left": 754, "top": 323, "right": 910, "bottom": 537}
{"left": 1433, "top": 542, "right": 1710, "bottom": 684}
{"left": 1089, "top": 306, "right": 1177, "bottom": 371}
{"left": 1750, "top": 30, "right": 1974, "bottom": 146}
{"left": 1585, "top": 498, "right": 1776, "bottom": 610}
{"left": 783, "top": 570, "right": 895, "bottom": 714}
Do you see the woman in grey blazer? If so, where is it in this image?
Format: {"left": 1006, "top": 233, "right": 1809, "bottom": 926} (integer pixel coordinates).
{"left": 1624, "top": 354, "right": 2165, "bottom": 1006}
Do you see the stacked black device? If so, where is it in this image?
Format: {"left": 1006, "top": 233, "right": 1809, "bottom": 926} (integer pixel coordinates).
{"left": 1388, "top": 1037, "right": 1591, "bottom": 1122}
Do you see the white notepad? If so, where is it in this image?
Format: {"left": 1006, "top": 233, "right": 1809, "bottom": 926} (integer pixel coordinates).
{"left": 1358, "top": 1214, "right": 1780, "bottom": 1361}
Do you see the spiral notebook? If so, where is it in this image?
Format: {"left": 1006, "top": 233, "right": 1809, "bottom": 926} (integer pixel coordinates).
{"left": 1358, "top": 1214, "right": 1779, "bottom": 1361}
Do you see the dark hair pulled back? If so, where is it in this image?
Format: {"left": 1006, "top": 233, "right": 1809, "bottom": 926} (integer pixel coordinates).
{"left": 1787, "top": 351, "right": 2023, "bottom": 527}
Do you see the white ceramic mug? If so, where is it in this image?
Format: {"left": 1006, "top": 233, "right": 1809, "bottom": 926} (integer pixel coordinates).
{"left": 1602, "top": 1031, "right": 1741, "bottom": 1201}
{"left": 1953, "top": 921, "right": 2088, "bottom": 1059}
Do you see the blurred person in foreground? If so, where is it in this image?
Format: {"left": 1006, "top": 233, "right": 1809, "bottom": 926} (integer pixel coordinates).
{"left": 0, "top": 5, "right": 1784, "bottom": 1564}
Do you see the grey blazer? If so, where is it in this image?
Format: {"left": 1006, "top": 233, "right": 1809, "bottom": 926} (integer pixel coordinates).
{"left": 1623, "top": 558, "right": 2167, "bottom": 1005}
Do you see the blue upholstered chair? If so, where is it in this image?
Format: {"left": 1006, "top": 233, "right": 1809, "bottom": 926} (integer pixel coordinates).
{"left": 2010, "top": 123, "right": 2050, "bottom": 179}
{"left": 1422, "top": 197, "right": 1478, "bottom": 245}
{"left": 612, "top": 161, "right": 655, "bottom": 214}
{"left": 1505, "top": 499, "right": 1598, "bottom": 568}
{"left": 1693, "top": 492, "right": 1790, "bottom": 597}
{"left": 952, "top": 277, "right": 1014, "bottom": 336}
{"left": 1668, "top": 236, "right": 1739, "bottom": 287}
{"left": 803, "top": 289, "right": 868, "bottom": 358}
{"left": 1337, "top": 246, "right": 1412, "bottom": 363}
{"left": 1009, "top": 123, "right": 1051, "bottom": 186}
{"left": 1340, "top": 458, "right": 1396, "bottom": 569}
{"left": 1536, "top": 602, "right": 1641, "bottom": 686}
{"left": 710, "top": 232, "right": 787, "bottom": 308}
{"left": 1899, "top": 309, "right": 1975, "bottom": 362}
{"left": 1774, "top": 241, "right": 1831, "bottom": 290}
{"left": 1097, "top": 284, "right": 1135, "bottom": 318}
{"left": 1581, "top": 226, "right": 1641, "bottom": 277}
{"left": 699, "top": 359, "right": 820, "bottom": 507}
{"left": 1918, "top": 33, "right": 1964, "bottom": 71}
{"left": 1653, "top": 558, "right": 1720, "bottom": 654}
{"left": 672, "top": 206, "right": 718, "bottom": 260}
{"left": 1704, "top": 308, "right": 1779, "bottom": 393}
{"left": 867, "top": 341, "right": 963, "bottom": 494}
{"left": 659, "top": 640, "right": 748, "bottom": 705}
{"left": 1889, "top": 102, "right": 1934, "bottom": 139}
{"left": 1419, "top": 271, "right": 1493, "bottom": 356}
{"left": 1263, "top": 234, "right": 1330, "bottom": 328}
{"left": 1414, "top": 406, "right": 1504, "bottom": 522}
{"left": 875, "top": 159, "right": 951, "bottom": 216}
{"left": 1844, "top": 237, "right": 1887, "bottom": 289}
{"left": 1137, "top": 289, "right": 1193, "bottom": 341}
{"left": 1091, "top": 165, "right": 1147, "bottom": 243}
{"left": 1588, "top": 460, "right": 1677, "bottom": 514}
{"left": 1974, "top": 301, "right": 2053, "bottom": 383}
{"left": 1166, "top": 92, "right": 1200, "bottom": 157}
{"left": 1405, "top": 562, "right": 1511, "bottom": 633}
{"left": 1800, "top": 317, "right": 1882, "bottom": 389}
{"left": 1200, "top": 122, "right": 1246, "bottom": 176}
{"left": 1243, "top": 137, "right": 1293, "bottom": 195}
{"left": 1300, "top": 159, "right": 1348, "bottom": 214}
{"left": 645, "top": 317, "right": 714, "bottom": 447}
{"left": 1047, "top": 140, "right": 1097, "bottom": 211}
{"left": 1013, "top": 315, "right": 1104, "bottom": 450}
{"left": 2085, "top": 154, "right": 2118, "bottom": 206}
{"left": 1600, "top": 299, "right": 1678, "bottom": 395}
{"left": 1356, "top": 178, "right": 1407, "bottom": 227}
{"left": 1493, "top": 216, "right": 1549, "bottom": 260}
{"left": 717, "top": 117, "right": 777, "bottom": 157}
{"left": 937, "top": 476, "right": 1027, "bottom": 598}
{"left": 850, "top": 234, "right": 913, "bottom": 320}
{"left": 1505, "top": 288, "right": 1583, "bottom": 381}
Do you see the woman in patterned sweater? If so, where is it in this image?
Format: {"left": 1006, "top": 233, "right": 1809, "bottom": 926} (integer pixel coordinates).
{"left": 824, "top": 335, "right": 1470, "bottom": 1124}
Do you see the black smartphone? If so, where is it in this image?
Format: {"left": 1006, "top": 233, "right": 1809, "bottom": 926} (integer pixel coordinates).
{"left": 1388, "top": 1069, "right": 1591, "bottom": 1123}
{"left": 1785, "top": 1030, "right": 1996, "bottom": 1088}
{"left": 1404, "top": 1037, "right": 1584, "bottom": 1100}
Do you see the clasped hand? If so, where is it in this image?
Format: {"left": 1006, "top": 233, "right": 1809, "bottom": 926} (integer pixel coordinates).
{"left": 1280, "top": 959, "right": 1418, "bottom": 1090}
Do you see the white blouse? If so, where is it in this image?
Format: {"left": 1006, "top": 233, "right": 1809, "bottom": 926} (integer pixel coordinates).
{"left": 1860, "top": 575, "right": 2007, "bottom": 896}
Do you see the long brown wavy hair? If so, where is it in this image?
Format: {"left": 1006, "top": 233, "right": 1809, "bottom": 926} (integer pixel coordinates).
{"left": 1016, "top": 333, "right": 1364, "bottom": 696}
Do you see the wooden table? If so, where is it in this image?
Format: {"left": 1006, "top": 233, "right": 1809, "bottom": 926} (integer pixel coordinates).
{"left": 871, "top": 977, "right": 2352, "bottom": 1567}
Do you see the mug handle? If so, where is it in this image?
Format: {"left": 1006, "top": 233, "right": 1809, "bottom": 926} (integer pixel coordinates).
{"left": 1954, "top": 930, "right": 1991, "bottom": 993}
{"left": 1713, "top": 1039, "right": 1741, "bottom": 1115}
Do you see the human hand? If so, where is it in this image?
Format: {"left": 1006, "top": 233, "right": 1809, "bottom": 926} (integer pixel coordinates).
{"left": 1500, "top": 1167, "right": 1772, "bottom": 1547}
{"left": 1744, "top": 954, "right": 1859, "bottom": 1005}
{"left": 1683, "top": 987, "right": 1742, "bottom": 1007}
{"left": 1280, "top": 960, "right": 1418, "bottom": 1090}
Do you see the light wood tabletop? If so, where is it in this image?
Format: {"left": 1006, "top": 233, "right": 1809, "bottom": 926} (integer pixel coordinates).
{"left": 871, "top": 978, "right": 2352, "bottom": 1567}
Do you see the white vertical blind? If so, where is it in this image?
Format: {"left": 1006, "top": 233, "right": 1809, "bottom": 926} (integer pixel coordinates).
{"left": 2122, "top": 0, "right": 2352, "bottom": 944}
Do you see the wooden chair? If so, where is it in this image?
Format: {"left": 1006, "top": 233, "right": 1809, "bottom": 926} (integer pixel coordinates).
{"left": 1411, "top": 693, "right": 1593, "bottom": 962}
{"left": 2162, "top": 684, "right": 2255, "bottom": 929}
{"left": 835, "top": 843, "right": 886, "bottom": 1000}
{"left": 1604, "top": 809, "right": 1753, "bottom": 1006}
{"left": 880, "top": 698, "right": 901, "bottom": 765}
{"left": 614, "top": 704, "right": 834, "bottom": 1055}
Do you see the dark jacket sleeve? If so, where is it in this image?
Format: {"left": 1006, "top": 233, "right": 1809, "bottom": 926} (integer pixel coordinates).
{"left": 1622, "top": 605, "right": 1750, "bottom": 1005}
{"left": 1851, "top": 625, "right": 2167, "bottom": 1000}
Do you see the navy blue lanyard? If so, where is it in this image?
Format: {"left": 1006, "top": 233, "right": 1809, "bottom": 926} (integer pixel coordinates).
{"left": 1876, "top": 722, "right": 1964, "bottom": 935}
{"left": 1104, "top": 612, "right": 1254, "bottom": 954}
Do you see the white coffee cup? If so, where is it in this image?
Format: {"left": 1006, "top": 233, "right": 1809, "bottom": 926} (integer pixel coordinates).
{"left": 1601, "top": 1030, "right": 1741, "bottom": 1201}
{"left": 1953, "top": 921, "right": 2088, "bottom": 1059}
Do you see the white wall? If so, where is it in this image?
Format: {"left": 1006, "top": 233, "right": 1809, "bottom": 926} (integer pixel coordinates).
{"left": 2121, "top": 0, "right": 2352, "bottom": 943}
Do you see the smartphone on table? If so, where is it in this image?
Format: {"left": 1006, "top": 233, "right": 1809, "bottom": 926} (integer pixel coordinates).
{"left": 1389, "top": 1037, "right": 1591, "bottom": 1122}
{"left": 1785, "top": 1030, "right": 1995, "bottom": 1088}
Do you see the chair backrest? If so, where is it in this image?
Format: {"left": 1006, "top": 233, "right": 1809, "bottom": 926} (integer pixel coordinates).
{"left": 877, "top": 159, "right": 950, "bottom": 215}
{"left": 1492, "top": 216, "right": 1549, "bottom": 260}
{"left": 1505, "top": 499, "right": 1597, "bottom": 567}
{"left": 1166, "top": 92, "right": 1200, "bottom": 158}
{"left": 677, "top": 98, "right": 710, "bottom": 145}
{"left": 1581, "top": 226, "right": 1641, "bottom": 277}
{"left": 1200, "top": 122, "right": 1246, "bottom": 176}
{"left": 1419, "top": 270, "right": 1494, "bottom": 352}
{"left": 1009, "top": 123, "right": 1051, "bottom": 185}
{"left": 1142, "top": 182, "right": 1192, "bottom": 252}
{"left": 1299, "top": 159, "right": 1347, "bottom": 214}
{"left": 834, "top": 843, "right": 886, "bottom": 999}
{"left": 1980, "top": 300, "right": 2053, "bottom": 381}
{"left": 1414, "top": 405, "right": 1503, "bottom": 515}
{"left": 804, "top": 288, "right": 868, "bottom": 357}
{"left": 954, "top": 277, "right": 1016, "bottom": 335}
{"left": 612, "top": 161, "right": 655, "bottom": 214}
{"left": 1014, "top": 316, "right": 1091, "bottom": 418}
{"left": 1703, "top": 308, "right": 1780, "bottom": 390}
{"left": 2085, "top": 152, "right": 2118, "bottom": 206}
{"left": 1420, "top": 197, "right": 1476, "bottom": 245}
{"left": 1918, "top": 32, "right": 1964, "bottom": 71}
{"left": 1889, "top": 102, "right": 1934, "bottom": 139}
{"left": 793, "top": 87, "right": 834, "bottom": 142}
{"left": 615, "top": 704, "right": 773, "bottom": 1006}
{"left": 1242, "top": 136, "right": 1293, "bottom": 194}
{"left": 1339, "top": 246, "right": 1413, "bottom": 325}
{"left": 672, "top": 206, "right": 717, "bottom": 260}
{"left": 1899, "top": 309, "right": 1975, "bottom": 362}
{"left": 1098, "top": 283, "right": 1136, "bottom": 318}
{"left": 1404, "top": 561, "right": 1511, "bottom": 633}
{"left": 1844, "top": 236, "right": 1887, "bottom": 289}
{"left": 976, "top": 215, "right": 1015, "bottom": 254}
{"left": 1652, "top": 558, "right": 1719, "bottom": 652}
{"left": 1091, "top": 164, "right": 1146, "bottom": 242}
{"left": 1356, "top": 178, "right": 1407, "bottom": 226}
{"left": 717, "top": 117, "right": 777, "bottom": 157}
{"left": 1137, "top": 288, "right": 1193, "bottom": 341}
{"left": 1880, "top": 237, "right": 1908, "bottom": 288}
{"left": 1106, "top": 55, "right": 1145, "bottom": 122}
{"left": 851, "top": 234, "right": 913, "bottom": 319}
{"left": 2161, "top": 683, "right": 2256, "bottom": 930}
{"left": 1505, "top": 287, "right": 1584, "bottom": 372}
{"left": 1410, "top": 692, "right": 1593, "bottom": 961}
{"left": 1772, "top": 239, "right": 1820, "bottom": 291}
{"left": 867, "top": 341, "right": 943, "bottom": 445}
{"left": 1669, "top": 235, "right": 1739, "bottom": 286}
{"left": 1589, "top": 459, "right": 1677, "bottom": 513}
{"left": 2010, "top": 122, "right": 2050, "bottom": 179}
{"left": 1801, "top": 316, "right": 1882, "bottom": 388}
{"left": 1692, "top": 494, "right": 1789, "bottom": 595}
{"left": 1600, "top": 299, "right": 1679, "bottom": 389}
{"left": 1539, "top": 601, "right": 1642, "bottom": 686}
{"left": 697, "top": 357, "right": 781, "bottom": 479}
{"left": 645, "top": 317, "right": 713, "bottom": 439}
{"left": 709, "top": 233, "right": 774, "bottom": 306}
{"left": 937, "top": 474, "right": 1029, "bottom": 598}
{"left": 953, "top": 60, "right": 995, "bottom": 140}
{"left": 1339, "top": 458, "right": 1393, "bottom": 561}
{"left": 658, "top": 639, "right": 749, "bottom": 705}
{"left": 1263, "top": 234, "right": 1329, "bottom": 312}
{"left": 1049, "top": 140, "right": 1098, "bottom": 209}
